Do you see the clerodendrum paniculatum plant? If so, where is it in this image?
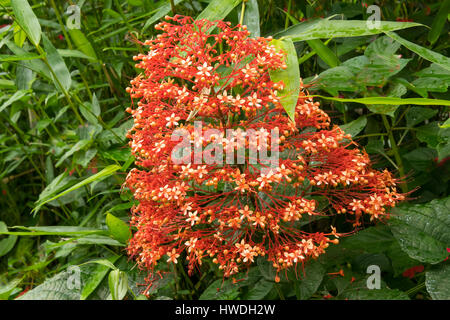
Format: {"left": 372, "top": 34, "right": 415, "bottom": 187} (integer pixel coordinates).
{"left": 124, "top": 16, "right": 404, "bottom": 290}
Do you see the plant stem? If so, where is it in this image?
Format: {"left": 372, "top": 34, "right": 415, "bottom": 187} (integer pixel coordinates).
{"left": 170, "top": 0, "right": 176, "bottom": 15}
{"left": 48, "top": 0, "right": 73, "bottom": 49}
{"left": 285, "top": 0, "right": 292, "bottom": 30}
{"left": 239, "top": 0, "right": 246, "bottom": 29}
{"left": 382, "top": 115, "right": 408, "bottom": 193}
{"left": 406, "top": 282, "right": 425, "bottom": 296}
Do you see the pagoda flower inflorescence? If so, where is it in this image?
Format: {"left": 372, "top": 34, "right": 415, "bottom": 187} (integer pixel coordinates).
{"left": 124, "top": 15, "right": 404, "bottom": 290}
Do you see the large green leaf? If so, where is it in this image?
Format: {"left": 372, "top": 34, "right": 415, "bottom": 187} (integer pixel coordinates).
{"left": 389, "top": 197, "right": 450, "bottom": 264}
{"left": 427, "top": 0, "right": 450, "bottom": 45}
{"left": 108, "top": 269, "right": 128, "bottom": 300}
{"left": 80, "top": 256, "right": 120, "bottom": 300}
{"left": 105, "top": 213, "right": 131, "bottom": 244}
{"left": 239, "top": 0, "right": 260, "bottom": 37}
{"left": 292, "top": 259, "right": 326, "bottom": 300}
{"left": 340, "top": 225, "right": 396, "bottom": 253}
{"left": 406, "top": 107, "right": 438, "bottom": 127}
{"left": 386, "top": 31, "right": 450, "bottom": 72}
{"left": 308, "top": 95, "right": 450, "bottom": 106}
{"left": 42, "top": 34, "right": 72, "bottom": 92}
{"left": 11, "top": 0, "right": 42, "bottom": 45}
{"left": 4, "top": 40, "right": 52, "bottom": 80}
{"left": 306, "top": 39, "right": 340, "bottom": 68}
{"left": 242, "top": 278, "right": 273, "bottom": 300}
{"left": 269, "top": 38, "right": 299, "bottom": 121}
{"left": 196, "top": 0, "right": 242, "bottom": 21}
{"left": 426, "top": 262, "right": 450, "bottom": 300}
{"left": 199, "top": 278, "right": 240, "bottom": 300}
{"left": 340, "top": 288, "right": 410, "bottom": 300}
{"left": 274, "top": 19, "right": 421, "bottom": 41}
{"left": 339, "top": 116, "right": 367, "bottom": 137}
{"left": 67, "top": 29, "right": 98, "bottom": 61}
{"left": 17, "top": 266, "right": 92, "bottom": 300}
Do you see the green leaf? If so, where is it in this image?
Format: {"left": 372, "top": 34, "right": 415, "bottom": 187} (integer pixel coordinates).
{"left": 57, "top": 49, "right": 96, "bottom": 61}
{"left": 143, "top": 0, "right": 185, "bottom": 31}
{"left": 306, "top": 39, "right": 340, "bottom": 67}
{"left": 73, "top": 235, "right": 124, "bottom": 246}
{"left": 0, "top": 79, "right": 16, "bottom": 89}
{"left": 18, "top": 269, "right": 80, "bottom": 300}
{"left": 389, "top": 197, "right": 450, "bottom": 264}
{"left": 292, "top": 259, "right": 325, "bottom": 299}
{"left": 339, "top": 116, "right": 367, "bottom": 137}
{"left": 386, "top": 31, "right": 450, "bottom": 72}
{"left": 269, "top": 38, "right": 299, "bottom": 121}
{"left": 427, "top": 0, "right": 450, "bottom": 45}
{"left": 386, "top": 242, "right": 421, "bottom": 277}
{"left": 0, "top": 278, "right": 21, "bottom": 300}
{"left": 105, "top": 213, "right": 131, "bottom": 244}
{"left": 0, "top": 90, "right": 29, "bottom": 113}
{"left": 367, "top": 83, "right": 408, "bottom": 117}
{"left": 340, "top": 288, "right": 410, "bottom": 300}
{"left": 11, "top": 0, "right": 42, "bottom": 45}
{"left": 403, "top": 147, "right": 437, "bottom": 172}
{"left": 0, "top": 226, "right": 106, "bottom": 237}
{"left": 55, "top": 139, "right": 91, "bottom": 167}
{"left": 4, "top": 40, "right": 52, "bottom": 80}
{"left": 440, "top": 118, "right": 450, "bottom": 129}
{"left": 81, "top": 256, "right": 119, "bottom": 300}
{"left": 242, "top": 278, "right": 273, "bottom": 300}
{"left": 275, "top": 19, "right": 421, "bottom": 41}
{"left": 42, "top": 34, "right": 72, "bottom": 92}
{"left": 413, "top": 64, "right": 450, "bottom": 94}
{"left": 13, "top": 22, "right": 26, "bottom": 47}
{"left": 0, "top": 53, "right": 42, "bottom": 62}
{"left": 406, "top": 107, "right": 438, "bottom": 127}
{"left": 68, "top": 29, "right": 98, "bottom": 60}
{"left": 308, "top": 95, "right": 450, "bottom": 106}
{"left": 313, "top": 65, "right": 357, "bottom": 95}
{"left": 0, "top": 221, "right": 18, "bottom": 257}
{"left": 196, "top": 0, "right": 242, "bottom": 21}
{"left": 340, "top": 225, "right": 395, "bottom": 253}
{"left": 426, "top": 262, "right": 450, "bottom": 300}
{"left": 33, "top": 165, "right": 121, "bottom": 211}
{"left": 239, "top": 0, "right": 260, "bottom": 38}
{"left": 91, "top": 93, "right": 101, "bottom": 117}
{"left": 108, "top": 269, "right": 128, "bottom": 300}
{"left": 199, "top": 278, "right": 240, "bottom": 300}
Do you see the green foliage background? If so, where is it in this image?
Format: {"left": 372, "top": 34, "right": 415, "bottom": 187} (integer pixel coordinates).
{"left": 0, "top": 0, "right": 449, "bottom": 300}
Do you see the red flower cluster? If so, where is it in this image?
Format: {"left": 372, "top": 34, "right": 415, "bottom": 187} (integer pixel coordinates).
{"left": 124, "top": 16, "right": 404, "bottom": 287}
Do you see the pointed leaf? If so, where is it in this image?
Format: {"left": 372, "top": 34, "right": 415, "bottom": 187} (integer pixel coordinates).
{"left": 386, "top": 31, "right": 450, "bottom": 72}
{"left": 275, "top": 19, "right": 421, "bottom": 41}
{"left": 269, "top": 38, "right": 300, "bottom": 121}
{"left": 42, "top": 34, "right": 72, "bottom": 92}
{"left": 11, "top": 0, "right": 41, "bottom": 45}
{"left": 196, "top": 0, "right": 242, "bottom": 21}
{"left": 105, "top": 213, "right": 131, "bottom": 244}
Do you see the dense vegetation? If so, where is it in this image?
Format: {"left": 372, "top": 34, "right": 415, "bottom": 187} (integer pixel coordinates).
{"left": 0, "top": 0, "right": 449, "bottom": 300}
